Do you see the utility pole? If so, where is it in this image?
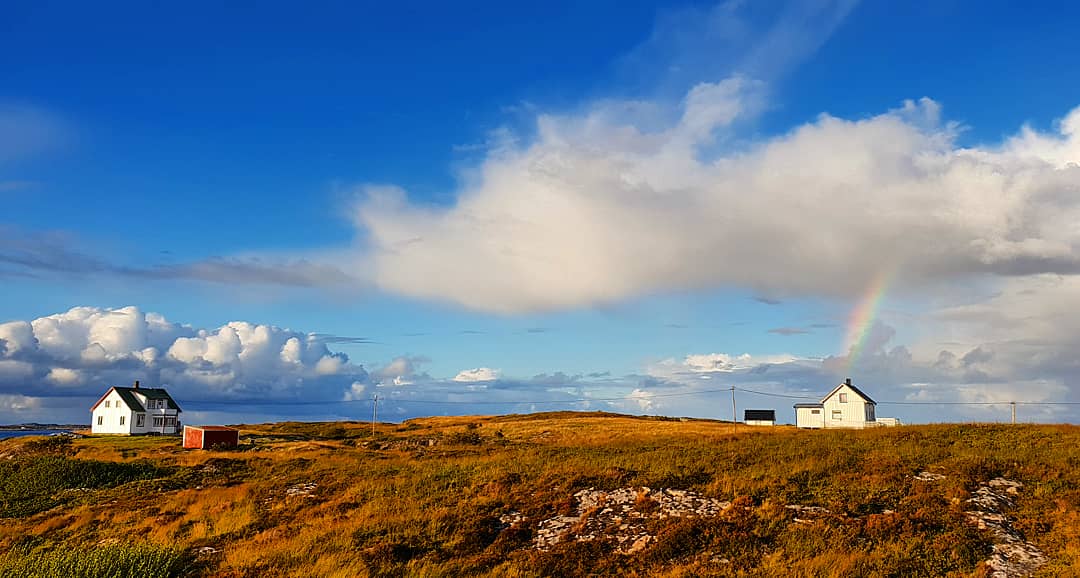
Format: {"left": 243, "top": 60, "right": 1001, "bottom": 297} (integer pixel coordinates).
{"left": 1011, "top": 401, "right": 1016, "bottom": 424}
{"left": 730, "top": 386, "right": 737, "bottom": 434}
{"left": 371, "top": 394, "right": 379, "bottom": 436}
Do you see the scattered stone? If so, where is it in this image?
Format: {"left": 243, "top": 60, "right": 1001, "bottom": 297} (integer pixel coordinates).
{"left": 784, "top": 504, "right": 832, "bottom": 525}
{"left": 195, "top": 546, "right": 220, "bottom": 557}
{"left": 965, "top": 478, "right": 1046, "bottom": 577}
{"left": 784, "top": 505, "right": 830, "bottom": 515}
{"left": 498, "top": 510, "right": 524, "bottom": 530}
{"left": 914, "top": 471, "right": 947, "bottom": 482}
{"left": 284, "top": 482, "right": 318, "bottom": 498}
{"left": 533, "top": 486, "right": 731, "bottom": 553}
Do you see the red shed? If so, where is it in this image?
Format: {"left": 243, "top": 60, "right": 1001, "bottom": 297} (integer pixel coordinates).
{"left": 183, "top": 425, "right": 239, "bottom": 449}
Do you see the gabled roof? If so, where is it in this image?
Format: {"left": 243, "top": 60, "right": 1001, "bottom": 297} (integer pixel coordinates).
{"left": 90, "top": 386, "right": 182, "bottom": 412}
{"left": 822, "top": 381, "right": 875, "bottom": 405}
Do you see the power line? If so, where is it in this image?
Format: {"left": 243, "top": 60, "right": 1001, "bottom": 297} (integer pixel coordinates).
{"left": 134, "top": 385, "right": 1080, "bottom": 409}
{"left": 731, "top": 386, "right": 819, "bottom": 400}
{"left": 732, "top": 386, "right": 1080, "bottom": 406}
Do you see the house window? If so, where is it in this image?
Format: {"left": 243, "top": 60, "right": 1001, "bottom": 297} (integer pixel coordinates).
{"left": 839, "top": 393, "right": 848, "bottom": 403}
{"left": 153, "top": 417, "right": 163, "bottom": 427}
{"left": 97, "top": 415, "right": 103, "bottom": 425}
{"left": 165, "top": 417, "right": 176, "bottom": 427}
{"left": 136, "top": 414, "right": 145, "bottom": 427}
{"left": 831, "top": 410, "right": 842, "bottom": 421}
{"left": 120, "top": 416, "right": 125, "bottom": 426}
{"left": 116, "top": 403, "right": 123, "bottom": 410}
{"left": 104, "top": 400, "right": 110, "bottom": 408}
{"left": 810, "top": 409, "right": 821, "bottom": 415}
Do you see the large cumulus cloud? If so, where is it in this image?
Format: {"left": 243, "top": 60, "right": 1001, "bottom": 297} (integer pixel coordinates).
{"left": 356, "top": 87, "right": 1080, "bottom": 313}
{"left": 0, "top": 306, "right": 367, "bottom": 406}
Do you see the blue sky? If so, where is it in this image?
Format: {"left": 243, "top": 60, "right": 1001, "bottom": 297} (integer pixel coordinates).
{"left": 3, "top": 1, "right": 1080, "bottom": 425}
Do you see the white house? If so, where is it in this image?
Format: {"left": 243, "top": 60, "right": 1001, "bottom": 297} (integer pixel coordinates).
{"left": 90, "top": 381, "right": 182, "bottom": 435}
{"left": 795, "top": 378, "right": 892, "bottom": 429}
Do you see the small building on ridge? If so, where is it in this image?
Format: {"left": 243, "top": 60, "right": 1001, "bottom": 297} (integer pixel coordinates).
{"left": 744, "top": 409, "right": 776, "bottom": 426}
{"left": 794, "top": 378, "right": 896, "bottom": 429}
{"left": 184, "top": 425, "right": 240, "bottom": 449}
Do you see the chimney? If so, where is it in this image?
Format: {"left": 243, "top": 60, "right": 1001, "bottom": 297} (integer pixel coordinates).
{"left": 134, "top": 380, "right": 140, "bottom": 390}
{"left": 845, "top": 378, "right": 852, "bottom": 386}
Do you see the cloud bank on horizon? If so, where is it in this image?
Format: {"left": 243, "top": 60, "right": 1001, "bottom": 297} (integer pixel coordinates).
{"left": 0, "top": 304, "right": 1073, "bottom": 425}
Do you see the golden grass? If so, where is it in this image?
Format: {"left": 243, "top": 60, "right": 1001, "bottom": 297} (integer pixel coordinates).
{"left": 2, "top": 414, "right": 1079, "bottom": 576}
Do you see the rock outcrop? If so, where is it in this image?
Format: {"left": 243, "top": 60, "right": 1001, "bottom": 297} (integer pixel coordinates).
{"left": 533, "top": 486, "right": 731, "bottom": 553}
{"left": 965, "top": 478, "right": 1046, "bottom": 577}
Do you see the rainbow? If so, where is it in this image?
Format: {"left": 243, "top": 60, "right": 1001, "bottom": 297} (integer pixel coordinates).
{"left": 842, "top": 268, "right": 896, "bottom": 372}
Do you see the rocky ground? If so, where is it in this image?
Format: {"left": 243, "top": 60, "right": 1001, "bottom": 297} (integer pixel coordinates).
{"left": 508, "top": 473, "right": 1046, "bottom": 576}
{"left": 526, "top": 487, "right": 731, "bottom": 553}
{"left": 963, "top": 477, "right": 1047, "bottom": 577}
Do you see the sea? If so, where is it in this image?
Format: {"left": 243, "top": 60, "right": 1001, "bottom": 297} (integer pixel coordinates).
{"left": 0, "top": 430, "right": 71, "bottom": 440}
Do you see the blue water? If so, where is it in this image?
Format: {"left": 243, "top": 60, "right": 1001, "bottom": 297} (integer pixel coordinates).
{"left": 0, "top": 430, "right": 71, "bottom": 440}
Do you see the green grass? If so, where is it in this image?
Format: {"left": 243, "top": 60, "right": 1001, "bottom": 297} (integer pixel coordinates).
{"left": 0, "top": 542, "right": 194, "bottom": 578}
{"left": 0, "top": 456, "right": 166, "bottom": 517}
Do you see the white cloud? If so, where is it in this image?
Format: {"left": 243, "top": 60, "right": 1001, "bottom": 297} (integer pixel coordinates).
{"left": 648, "top": 352, "right": 800, "bottom": 380}
{"left": 370, "top": 355, "right": 429, "bottom": 387}
{"left": 627, "top": 388, "right": 655, "bottom": 411}
{"left": 0, "top": 393, "right": 40, "bottom": 412}
{"left": 352, "top": 78, "right": 1080, "bottom": 314}
{"left": 343, "top": 380, "right": 370, "bottom": 402}
{"left": 46, "top": 367, "right": 82, "bottom": 386}
{"left": 452, "top": 367, "right": 501, "bottom": 382}
{"left": 0, "top": 320, "right": 35, "bottom": 355}
{"left": 0, "top": 306, "right": 366, "bottom": 404}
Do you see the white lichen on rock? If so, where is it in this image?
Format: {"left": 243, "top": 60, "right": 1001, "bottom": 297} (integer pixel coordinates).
{"left": 964, "top": 477, "right": 1046, "bottom": 577}
{"left": 534, "top": 486, "right": 730, "bottom": 553}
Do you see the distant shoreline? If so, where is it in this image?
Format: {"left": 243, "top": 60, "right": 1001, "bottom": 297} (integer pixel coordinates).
{"left": 0, "top": 423, "right": 88, "bottom": 431}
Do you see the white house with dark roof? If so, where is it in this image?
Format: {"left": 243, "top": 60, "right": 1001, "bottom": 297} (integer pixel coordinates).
{"left": 90, "top": 381, "right": 182, "bottom": 435}
{"left": 794, "top": 378, "right": 892, "bottom": 429}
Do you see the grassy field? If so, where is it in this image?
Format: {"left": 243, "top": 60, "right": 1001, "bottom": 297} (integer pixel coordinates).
{"left": 1, "top": 413, "right": 1078, "bottom": 577}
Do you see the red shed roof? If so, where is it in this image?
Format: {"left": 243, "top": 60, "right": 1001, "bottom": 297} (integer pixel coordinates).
{"left": 186, "top": 425, "right": 237, "bottom": 431}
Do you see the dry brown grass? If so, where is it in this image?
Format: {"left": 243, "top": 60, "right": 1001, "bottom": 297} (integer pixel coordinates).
{"left": 2, "top": 414, "right": 1079, "bottom": 576}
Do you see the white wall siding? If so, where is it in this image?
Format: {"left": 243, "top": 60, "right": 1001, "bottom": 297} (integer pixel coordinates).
{"left": 795, "top": 406, "right": 825, "bottom": 429}
{"left": 821, "top": 384, "right": 876, "bottom": 429}
{"left": 91, "top": 390, "right": 135, "bottom": 435}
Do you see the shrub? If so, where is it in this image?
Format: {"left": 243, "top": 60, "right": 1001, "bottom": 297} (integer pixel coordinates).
{"left": 22, "top": 436, "right": 75, "bottom": 456}
{"left": 446, "top": 431, "right": 483, "bottom": 446}
{"left": 0, "top": 543, "right": 194, "bottom": 578}
{"left": 0, "top": 456, "right": 165, "bottom": 517}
